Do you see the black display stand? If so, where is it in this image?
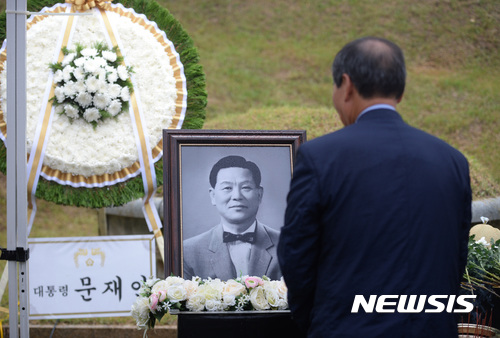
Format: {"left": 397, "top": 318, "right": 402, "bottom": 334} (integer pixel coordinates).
{"left": 172, "top": 310, "right": 306, "bottom": 338}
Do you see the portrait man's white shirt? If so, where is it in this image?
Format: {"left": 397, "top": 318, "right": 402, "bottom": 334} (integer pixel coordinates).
{"left": 223, "top": 221, "right": 256, "bottom": 276}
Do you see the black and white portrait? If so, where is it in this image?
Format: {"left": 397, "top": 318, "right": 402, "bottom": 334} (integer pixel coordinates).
{"left": 180, "top": 146, "right": 291, "bottom": 280}
{"left": 162, "top": 130, "right": 305, "bottom": 280}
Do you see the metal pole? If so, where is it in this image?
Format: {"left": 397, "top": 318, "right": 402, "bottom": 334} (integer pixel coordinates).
{"left": 6, "top": 0, "right": 28, "bottom": 337}
{"left": 15, "top": 0, "right": 29, "bottom": 336}
{"left": 6, "top": 0, "right": 19, "bottom": 335}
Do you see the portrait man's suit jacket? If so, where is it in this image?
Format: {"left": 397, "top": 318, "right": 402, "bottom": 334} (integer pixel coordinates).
{"left": 278, "top": 109, "right": 472, "bottom": 337}
{"left": 183, "top": 221, "right": 282, "bottom": 280}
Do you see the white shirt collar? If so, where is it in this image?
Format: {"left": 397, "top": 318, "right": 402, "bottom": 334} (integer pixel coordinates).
{"left": 222, "top": 220, "right": 257, "bottom": 235}
{"left": 356, "top": 104, "right": 396, "bottom": 123}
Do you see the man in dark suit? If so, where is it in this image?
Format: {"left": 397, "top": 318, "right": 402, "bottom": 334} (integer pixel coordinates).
{"left": 278, "top": 37, "right": 471, "bottom": 337}
{"left": 184, "top": 155, "right": 282, "bottom": 280}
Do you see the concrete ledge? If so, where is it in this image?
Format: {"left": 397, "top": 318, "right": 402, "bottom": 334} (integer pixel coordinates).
{"left": 472, "top": 197, "right": 500, "bottom": 225}
{"left": 4, "top": 324, "right": 177, "bottom": 338}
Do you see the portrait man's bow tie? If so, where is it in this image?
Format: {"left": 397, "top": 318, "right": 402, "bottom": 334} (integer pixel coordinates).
{"left": 223, "top": 231, "right": 256, "bottom": 244}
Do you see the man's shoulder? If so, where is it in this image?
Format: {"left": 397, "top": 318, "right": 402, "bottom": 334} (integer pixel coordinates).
{"left": 258, "top": 222, "right": 280, "bottom": 240}
{"left": 184, "top": 226, "right": 218, "bottom": 248}
{"left": 300, "top": 125, "right": 354, "bottom": 151}
{"left": 405, "top": 124, "right": 469, "bottom": 164}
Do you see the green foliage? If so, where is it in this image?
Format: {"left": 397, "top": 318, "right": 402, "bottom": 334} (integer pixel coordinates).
{"left": 463, "top": 235, "right": 500, "bottom": 302}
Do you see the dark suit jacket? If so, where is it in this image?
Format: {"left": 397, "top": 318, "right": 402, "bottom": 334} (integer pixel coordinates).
{"left": 183, "top": 221, "right": 282, "bottom": 280}
{"left": 278, "top": 109, "right": 471, "bottom": 337}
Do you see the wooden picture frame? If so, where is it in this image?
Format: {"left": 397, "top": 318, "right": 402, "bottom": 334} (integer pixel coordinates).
{"left": 163, "top": 130, "right": 306, "bottom": 278}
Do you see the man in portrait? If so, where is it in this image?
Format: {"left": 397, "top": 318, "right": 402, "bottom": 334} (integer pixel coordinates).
{"left": 183, "top": 155, "right": 282, "bottom": 280}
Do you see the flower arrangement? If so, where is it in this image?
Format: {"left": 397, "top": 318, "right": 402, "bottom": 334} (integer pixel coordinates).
{"left": 462, "top": 234, "right": 500, "bottom": 307}
{"left": 460, "top": 218, "right": 500, "bottom": 330}
{"left": 49, "top": 41, "right": 133, "bottom": 127}
{"left": 131, "top": 275, "right": 288, "bottom": 331}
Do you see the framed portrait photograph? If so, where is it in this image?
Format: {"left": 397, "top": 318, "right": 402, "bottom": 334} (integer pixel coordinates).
{"left": 163, "top": 130, "right": 306, "bottom": 280}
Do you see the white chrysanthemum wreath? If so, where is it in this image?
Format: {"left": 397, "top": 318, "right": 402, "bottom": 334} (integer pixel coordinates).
{"left": 0, "top": 0, "right": 207, "bottom": 208}
{"left": 50, "top": 42, "right": 134, "bottom": 127}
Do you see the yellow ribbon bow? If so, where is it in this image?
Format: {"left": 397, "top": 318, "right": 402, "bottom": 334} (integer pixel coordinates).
{"left": 65, "top": 0, "right": 112, "bottom": 12}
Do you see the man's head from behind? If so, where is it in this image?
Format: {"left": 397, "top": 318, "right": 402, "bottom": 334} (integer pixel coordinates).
{"left": 209, "top": 156, "right": 263, "bottom": 229}
{"left": 332, "top": 37, "right": 406, "bottom": 125}
{"left": 332, "top": 37, "right": 406, "bottom": 100}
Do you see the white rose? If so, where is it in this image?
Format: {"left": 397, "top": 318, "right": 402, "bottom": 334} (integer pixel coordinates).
{"left": 264, "top": 288, "right": 280, "bottom": 308}
{"left": 186, "top": 294, "right": 205, "bottom": 312}
{"left": 197, "top": 283, "right": 222, "bottom": 301}
{"left": 249, "top": 286, "right": 270, "bottom": 310}
{"left": 183, "top": 280, "right": 199, "bottom": 298}
{"left": 164, "top": 276, "right": 185, "bottom": 287}
{"left": 276, "top": 298, "right": 288, "bottom": 310}
{"left": 208, "top": 279, "right": 225, "bottom": 293}
{"left": 151, "top": 280, "right": 170, "bottom": 294}
{"left": 223, "top": 279, "right": 246, "bottom": 297}
{"left": 222, "top": 294, "right": 236, "bottom": 308}
{"left": 275, "top": 278, "right": 288, "bottom": 299}
{"left": 166, "top": 285, "right": 187, "bottom": 303}
{"left": 130, "top": 296, "right": 150, "bottom": 329}
{"left": 151, "top": 276, "right": 184, "bottom": 295}
{"left": 205, "top": 299, "right": 223, "bottom": 312}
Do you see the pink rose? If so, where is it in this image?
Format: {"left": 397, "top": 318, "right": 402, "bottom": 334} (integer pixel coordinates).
{"left": 158, "top": 290, "right": 167, "bottom": 302}
{"left": 149, "top": 293, "right": 159, "bottom": 312}
{"left": 245, "top": 277, "right": 264, "bottom": 289}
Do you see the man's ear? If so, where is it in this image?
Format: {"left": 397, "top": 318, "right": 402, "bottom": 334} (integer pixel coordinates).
{"left": 209, "top": 188, "right": 216, "bottom": 206}
{"left": 342, "top": 74, "right": 355, "bottom": 102}
{"left": 258, "top": 187, "right": 263, "bottom": 203}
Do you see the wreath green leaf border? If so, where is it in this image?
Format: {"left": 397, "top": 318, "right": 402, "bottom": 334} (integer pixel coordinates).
{"left": 0, "top": 0, "right": 206, "bottom": 208}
